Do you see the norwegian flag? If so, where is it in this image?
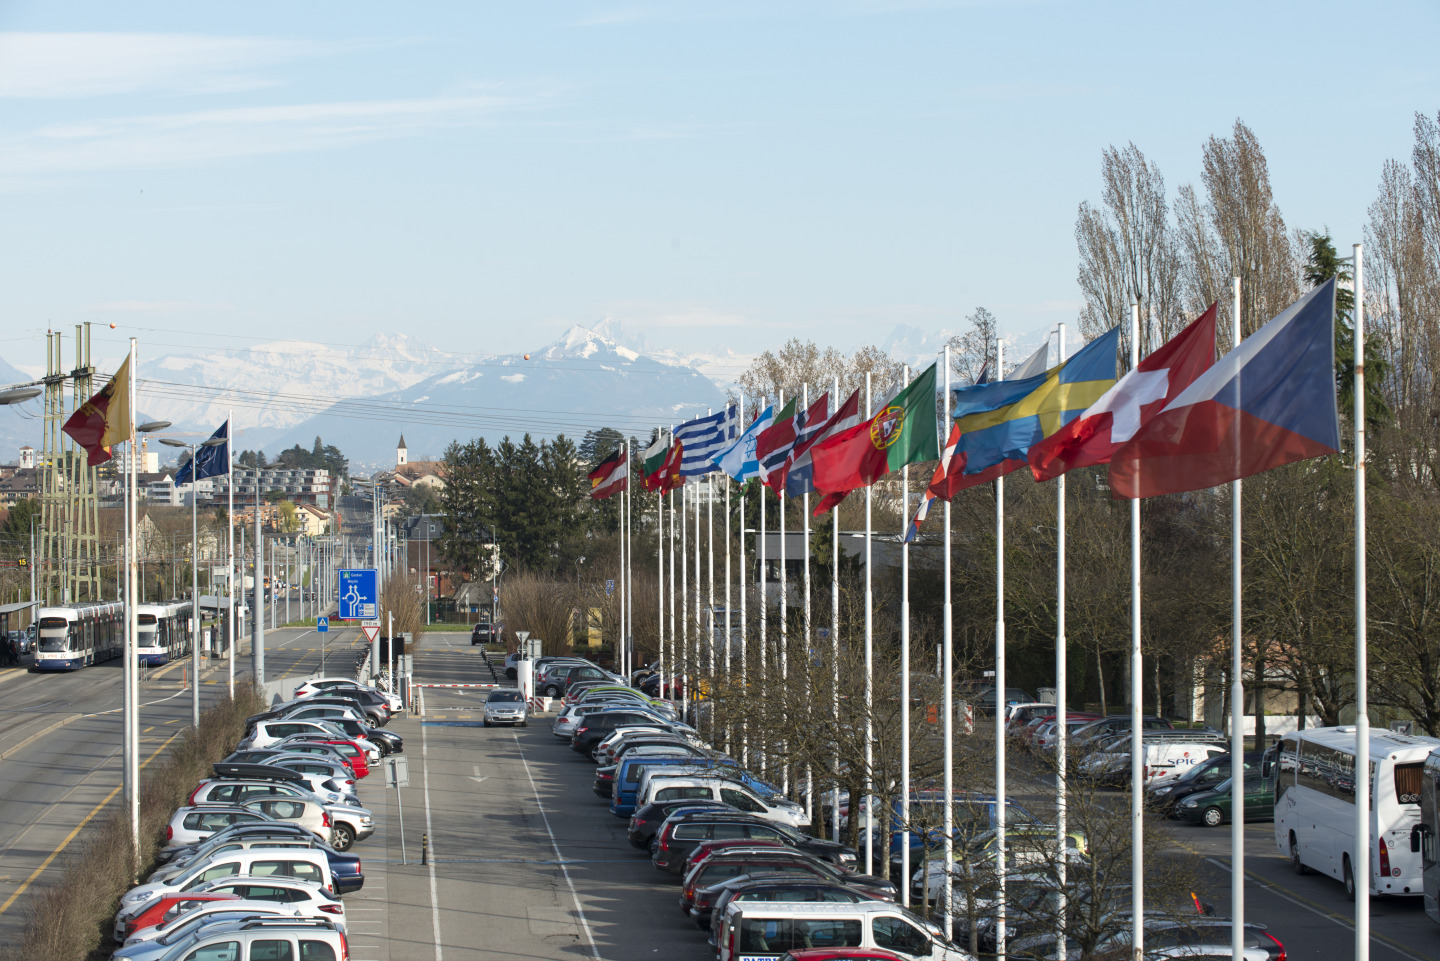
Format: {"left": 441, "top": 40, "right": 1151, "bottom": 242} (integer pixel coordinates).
{"left": 904, "top": 422, "right": 961, "bottom": 543}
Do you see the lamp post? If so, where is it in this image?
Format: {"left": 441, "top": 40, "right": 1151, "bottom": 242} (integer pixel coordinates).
{"left": 160, "top": 436, "right": 225, "bottom": 728}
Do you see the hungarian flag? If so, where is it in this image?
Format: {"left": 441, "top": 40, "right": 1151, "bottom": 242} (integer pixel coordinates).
{"left": 62, "top": 355, "right": 132, "bottom": 466}
{"left": 1109, "top": 280, "right": 1339, "bottom": 499}
{"left": 639, "top": 434, "right": 669, "bottom": 492}
{"left": 1029, "top": 305, "right": 1216, "bottom": 482}
{"left": 811, "top": 363, "right": 939, "bottom": 514}
{"left": 588, "top": 445, "right": 628, "bottom": 499}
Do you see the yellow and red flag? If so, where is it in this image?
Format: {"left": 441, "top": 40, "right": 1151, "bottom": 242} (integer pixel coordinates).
{"left": 62, "top": 356, "right": 131, "bottom": 465}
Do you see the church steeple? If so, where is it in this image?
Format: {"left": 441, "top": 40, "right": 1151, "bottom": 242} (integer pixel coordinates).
{"left": 397, "top": 434, "right": 408, "bottom": 467}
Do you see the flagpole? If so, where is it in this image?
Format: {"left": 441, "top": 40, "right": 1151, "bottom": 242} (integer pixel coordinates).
{"left": 669, "top": 427, "right": 676, "bottom": 704}
{"left": 1353, "top": 243, "right": 1370, "bottom": 961}
{"left": 802, "top": 382, "right": 814, "bottom": 826}
{"left": 1130, "top": 301, "right": 1144, "bottom": 961}
{"left": 227, "top": 412, "right": 234, "bottom": 697}
{"left": 693, "top": 460, "right": 701, "bottom": 724}
{"left": 125, "top": 338, "right": 140, "bottom": 873}
{"left": 1230, "top": 279, "right": 1246, "bottom": 961}
{"left": 831, "top": 375, "right": 841, "bottom": 844}
{"left": 738, "top": 397, "right": 748, "bottom": 766}
{"left": 656, "top": 428, "right": 664, "bottom": 696}
{"left": 778, "top": 389, "right": 789, "bottom": 797}
{"left": 681, "top": 475, "right": 689, "bottom": 720}
{"left": 994, "top": 340, "right": 1008, "bottom": 958}
{"left": 900, "top": 364, "right": 912, "bottom": 906}
{"left": 724, "top": 449, "right": 733, "bottom": 755}
{"left": 1055, "top": 323, "right": 1069, "bottom": 957}
{"left": 863, "top": 372, "right": 874, "bottom": 878}
{"left": 942, "top": 348, "right": 954, "bottom": 932}
{"left": 758, "top": 395, "right": 769, "bottom": 778}
{"left": 619, "top": 445, "right": 627, "bottom": 678}
{"left": 707, "top": 465, "right": 715, "bottom": 738}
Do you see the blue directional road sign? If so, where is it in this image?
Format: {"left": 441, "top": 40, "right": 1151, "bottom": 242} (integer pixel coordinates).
{"left": 316, "top": 616, "right": 329, "bottom": 633}
{"left": 605, "top": 579, "right": 615, "bottom": 596}
{"left": 337, "top": 569, "right": 378, "bottom": 620}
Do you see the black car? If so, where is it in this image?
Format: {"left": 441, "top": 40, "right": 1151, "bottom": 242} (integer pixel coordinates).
{"left": 471, "top": 622, "right": 502, "bottom": 645}
{"left": 679, "top": 851, "right": 896, "bottom": 913}
{"left": 653, "top": 813, "right": 855, "bottom": 873}
{"left": 627, "top": 799, "right": 734, "bottom": 849}
{"left": 1149, "top": 752, "right": 1265, "bottom": 814}
{"left": 324, "top": 717, "right": 403, "bottom": 756}
{"left": 695, "top": 874, "right": 879, "bottom": 930}
{"left": 570, "top": 710, "right": 675, "bottom": 755}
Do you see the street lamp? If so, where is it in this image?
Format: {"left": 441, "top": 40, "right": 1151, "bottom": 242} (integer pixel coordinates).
{"left": 160, "top": 436, "right": 225, "bottom": 728}
{"left": 0, "top": 386, "right": 42, "bottom": 405}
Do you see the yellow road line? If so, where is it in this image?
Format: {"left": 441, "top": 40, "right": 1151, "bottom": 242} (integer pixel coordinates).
{"left": 0, "top": 728, "right": 183, "bottom": 915}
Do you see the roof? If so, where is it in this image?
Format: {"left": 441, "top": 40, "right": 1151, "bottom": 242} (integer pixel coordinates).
{"left": 398, "top": 434, "right": 407, "bottom": 449}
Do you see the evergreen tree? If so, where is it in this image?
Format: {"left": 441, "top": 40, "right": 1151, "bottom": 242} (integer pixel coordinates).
{"left": 1304, "top": 231, "right": 1391, "bottom": 425}
{"left": 579, "top": 427, "right": 625, "bottom": 465}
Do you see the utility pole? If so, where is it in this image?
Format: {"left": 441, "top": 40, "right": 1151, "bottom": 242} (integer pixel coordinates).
{"left": 252, "top": 487, "right": 265, "bottom": 687}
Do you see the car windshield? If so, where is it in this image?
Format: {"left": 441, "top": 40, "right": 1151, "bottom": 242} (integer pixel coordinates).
{"left": 488, "top": 691, "right": 525, "bottom": 703}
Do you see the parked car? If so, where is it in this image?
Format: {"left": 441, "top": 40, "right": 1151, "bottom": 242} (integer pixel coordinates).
{"left": 701, "top": 875, "right": 884, "bottom": 933}
{"left": 571, "top": 709, "right": 681, "bottom": 755}
{"left": 484, "top": 689, "right": 529, "bottom": 727}
{"left": 957, "top": 682, "right": 1034, "bottom": 717}
{"left": 1148, "top": 752, "right": 1265, "bottom": 814}
{"left": 238, "top": 719, "right": 352, "bottom": 752}
{"left": 118, "top": 907, "right": 289, "bottom": 955}
{"left": 471, "top": 621, "right": 502, "bottom": 645}
{"left": 146, "top": 833, "right": 363, "bottom": 894}
{"left": 627, "top": 799, "right": 735, "bottom": 849}
{"left": 1175, "top": 774, "right": 1277, "bottom": 826}
{"left": 164, "top": 805, "right": 275, "bottom": 848}
{"left": 121, "top": 916, "right": 349, "bottom": 961}
{"left": 682, "top": 850, "right": 895, "bottom": 913}
{"left": 272, "top": 736, "right": 372, "bottom": 779}
{"left": 714, "top": 899, "right": 963, "bottom": 961}
{"left": 1089, "top": 917, "right": 1284, "bottom": 960}
{"left": 111, "top": 893, "right": 241, "bottom": 943}
{"left": 156, "top": 822, "right": 326, "bottom": 866}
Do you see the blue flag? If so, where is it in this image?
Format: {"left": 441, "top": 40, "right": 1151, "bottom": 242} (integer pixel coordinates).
{"left": 173, "top": 420, "right": 230, "bottom": 487}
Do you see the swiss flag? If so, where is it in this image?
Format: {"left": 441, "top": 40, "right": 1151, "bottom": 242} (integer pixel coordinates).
{"left": 1027, "top": 304, "right": 1216, "bottom": 482}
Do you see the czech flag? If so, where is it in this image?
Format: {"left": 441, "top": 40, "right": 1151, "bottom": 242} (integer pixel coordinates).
{"left": 1108, "top": 279, "right": 1339, "bottom": 499}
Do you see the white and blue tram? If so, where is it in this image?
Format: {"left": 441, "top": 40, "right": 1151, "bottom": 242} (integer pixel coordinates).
{"left": 136, "top": 602, "right": 193, "bottom": 667}
{"left": 34, "top": 602, "right": 124, "bottom": 670}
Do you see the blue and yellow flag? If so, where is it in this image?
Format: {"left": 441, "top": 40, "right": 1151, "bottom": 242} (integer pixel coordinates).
{"left": 934, "top": 326, "right": 1120, "bottom": 496}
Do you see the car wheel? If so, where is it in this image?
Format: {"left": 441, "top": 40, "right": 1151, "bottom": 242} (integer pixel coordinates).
{"left": 543, "top": 685, "right": 561, "bottom": 697}
{"left": 506, "top": 668, "right": 517, "bottom": 680}
{"left": 1290, "top": 833, "right": 1312, "bottom": 875}
{"left": 521, "top": 720, "right": 528, "bottom": 727}
{"left": 331, "top": 823, "right": 356, "bottom": 852}
{"left": 1344, "top": 856, "right": 1357, "bottom": 901}
{"left": 484, "top": 720, "right": 491, "bottom": 727}
{"left": 1202, "top": 807, "right": 1224, "bottom": 827}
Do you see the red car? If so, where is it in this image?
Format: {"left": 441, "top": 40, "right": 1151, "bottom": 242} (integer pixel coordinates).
{"left": 118, "top": 892, "right": 241, "bottom": 940}
{"left": 682, "top": 838, "right": 785, "bottom": 877}
{"left": 779, "top": 950, "right": 906, "bottom": 961}
{"left": 292, "top": 738, "right": 370, "bottom": 778}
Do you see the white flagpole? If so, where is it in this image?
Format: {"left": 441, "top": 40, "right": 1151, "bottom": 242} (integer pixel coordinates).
{"left": 725, "top": 406, "right": 735, "bottom": 755}
{"left": 758, "top": 395, "right": 769, "bottom": 777}
{"left": 682, "top": 473, "right": 689, "bottom": 719}
{"left": 1229, "top": 280, "right": 1246, "bottom": 961}
{"left": 863, "top": 372, "right": 874, "bottom": 877}
{"left": 942, "top": 348, "right": 954, "bottom": 931}
{"left": 738, "top": 396, "right": 748, "bottom": 766}
{"left": 1056, "top": 324, "right": 1069, "bottom": 958}
{"left": 669, "top": 431, "right": 676, "bottom": 704}
{"left": 626, "top": 450, "right": 634, "bottom": 678}
{"left": 656, "top": 430, "right": 664, "bottom": 692}
{"left": 227, "top": 412, "right": 235, "bottom": 697}
{"left": 125, "top": 338, "right": 140, "bottom": 870}
{"left": 900, "top": 364, "right": 912, "bottom": 906}
{"left": 693, "top": 460, "right": 701, "bottom": 723}
{"left": 831, "top": 375, "right": 842, "bottom": 844}
{"left": 1353, "top": 243, "right": 1370, "bottom": 961}
{"left": 1130, "top": 301, "right": 1144, "bottom": 961}
{"left": 619, "top": 446, "right": 627, "bottom": 677}
{"left": 778, "top": 391, "right": 789, "bottom": 797}
{"left": 708, "top": 466, "right": 715, "bottom": 688}
{"left": 802, "top": 382, "right": 814, "bottom": 825}
{"left": 994, "top": 340, "right": 1007, "bottom": 957}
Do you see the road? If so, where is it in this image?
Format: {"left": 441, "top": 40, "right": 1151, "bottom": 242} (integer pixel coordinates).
{"left": 0, "top": 593, "right": 364, "bottom": 946}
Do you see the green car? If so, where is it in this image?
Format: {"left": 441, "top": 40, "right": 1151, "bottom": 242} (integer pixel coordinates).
{"left": 1175, "top": 774, "right": 1275, "bottom": 826}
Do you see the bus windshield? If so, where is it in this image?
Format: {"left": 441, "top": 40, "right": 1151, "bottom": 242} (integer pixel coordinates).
{"left": 39, "top": 634, "right": 70, "bottom": 652}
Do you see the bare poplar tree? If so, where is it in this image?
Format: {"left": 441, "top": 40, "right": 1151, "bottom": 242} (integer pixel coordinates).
{"left": 737, "top": 338, "right": 847, "bottom": 401}
{"left": 1074, "top": 143, "right": 1182, "bottom": 363}
{"left": 1175, "top": 120, "right": 1299, "bottom": 351}
{"left": 946, "top": 307, "right": 997, "bottom": 385}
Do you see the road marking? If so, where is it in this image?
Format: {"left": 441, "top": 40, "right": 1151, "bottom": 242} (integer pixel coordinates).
{"left": 421, "top": 718, "right": 442, "bottom": 961}
{"left": 515, "top": 733, "right": 601, "bottom": 960}
{"left": 0, "top": 728, "right": 182, "bottom": 915}
{"left": 467, "top": 776, "right": 487, "bottom": 785}
{"left": 1202, "top": 856, "right": 1431, "bottom": 961}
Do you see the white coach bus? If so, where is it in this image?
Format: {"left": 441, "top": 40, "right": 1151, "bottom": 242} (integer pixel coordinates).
{"left": 34, "top": 602, "right": 124, "bottom": 670}
{"left": 1274, "top": 725, "right": 1440, "bottom": 898}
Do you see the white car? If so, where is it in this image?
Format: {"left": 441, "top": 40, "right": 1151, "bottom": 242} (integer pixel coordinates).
{"left": 239, "top": 719, "right": 349, "bottom": 752}
{"left": 122, "top": 902, "right": 292, "bottom": 945}
{"left": 291, "top": 677, "right": 402, "bottom": 713}
{"left": 164, "top": 805, "right": 275, "bottom": 848}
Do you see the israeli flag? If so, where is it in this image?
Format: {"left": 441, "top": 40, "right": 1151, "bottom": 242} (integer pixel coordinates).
{"left": 715, "top": 406, "right": 773, "bottom": 481}
{"left": 173, "top": 420, "right": 229, "bottom": 487}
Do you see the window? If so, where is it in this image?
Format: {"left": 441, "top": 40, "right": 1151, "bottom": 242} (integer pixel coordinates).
{"left": 673, "top": 824, "right": 709, "bottom": 840}
{"left": 657, "top": 787, "right": 711, "bottom": 802}
{"left": 793, "top": 918, "right": 863, "bottom": 949}
{"left": 299, "top": 942, "right": 338, "bottom": 961}
{"left": 872, "top": 916, "right": 930, "bottom": 955}
{"left": 239, "top": 886, "right": 289, "bottom": 901}
{"left": 709, "top": 823, "right": 748, "bottom": 840}
{"left": 249, "top": 940, "right": 295, "bottom": 961}
{"left": 1395, "top": 763, "right": 1423, "bottom": 805}
{"left": 183, "top": 941, "right": 240, "bottom": 961}
{"left": 291, "top": 863, "right": 322, "bottom": 884}
{"left": 188, "top": 863, "right": 241, "bottom": 887}
{"left": 746, "top": 825, "right": 784, "bottom": 841}
{"left": 721, "top": 789, "right": 765, "bottom": 813}
{"left": 250, "top": 860, "right": 289, "bottom": 877}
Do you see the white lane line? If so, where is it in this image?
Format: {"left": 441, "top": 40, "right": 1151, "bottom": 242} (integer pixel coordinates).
{"left": 515, "top": 733, "right": 601, "bottom": 961}
{"left": 422, "top": 719, "right": 442, "bottom": 961}
{"left": 1203, "top": 857, "right": 1430, "bottom": 961}
{"left": 82, "top": 685, "right": 189, "bottom": 717}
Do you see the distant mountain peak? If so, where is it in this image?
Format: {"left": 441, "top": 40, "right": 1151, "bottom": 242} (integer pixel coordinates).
{"left": 539, "top": 325, "right": 640, "bottom": 362}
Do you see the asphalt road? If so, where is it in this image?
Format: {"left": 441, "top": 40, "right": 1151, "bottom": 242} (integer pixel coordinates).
{"left": 0, "top": 595, "right": 365, "bottom": 946}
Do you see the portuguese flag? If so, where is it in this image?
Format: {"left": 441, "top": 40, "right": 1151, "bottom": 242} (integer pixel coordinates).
{"left": 811, "top": 362, "right": 939, "bottom": 511}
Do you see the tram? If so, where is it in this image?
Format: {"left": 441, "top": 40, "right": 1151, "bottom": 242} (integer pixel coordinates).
{"left": 34, "top": 602, "right": 124, "bottom": 670}
{"left": 136, "top": 602, "right": 194, "bottom": 667}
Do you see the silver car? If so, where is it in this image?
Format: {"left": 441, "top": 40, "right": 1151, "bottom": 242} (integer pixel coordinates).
{"left": 484, "top": 689, "right": 529, "bottom": 727}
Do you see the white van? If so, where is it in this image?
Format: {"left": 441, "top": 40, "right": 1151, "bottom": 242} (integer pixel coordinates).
{"left": 637, "top": 774, "right": 809, "bottom": 828}
{"left": 1080, "top": 738, "right": 1227, "bottom": 786}
{"left": 715, "top": 900, "right": 975, "bottom": 961}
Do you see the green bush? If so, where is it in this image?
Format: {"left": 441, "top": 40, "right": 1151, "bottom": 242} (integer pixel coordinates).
{"left": 9, "top": 686, "right": 265, "bottom": 961}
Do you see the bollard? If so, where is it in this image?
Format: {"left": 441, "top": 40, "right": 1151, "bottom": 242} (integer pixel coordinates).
{"left": 421, "top": 833, "right": 429, "bottom": 865}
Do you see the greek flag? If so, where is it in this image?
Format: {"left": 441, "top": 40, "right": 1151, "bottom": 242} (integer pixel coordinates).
{"left": 674, "top": 406, "right": 739, "bottom": 476}
{"left": 173, "top": 420, "right": 229, "bottom": 487}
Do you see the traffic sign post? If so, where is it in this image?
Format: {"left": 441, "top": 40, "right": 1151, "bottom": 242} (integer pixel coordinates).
{"left": 337, "top": 569, "right": 378, "bottom": 621}
{"left": 385, "top": 756, "right": 410, "bottom": 863}
{"left": 605, "top": 579, "right": 615, "bottom": 597}
{"left": 316, "top": 617, "right": 328, "bottom": 633}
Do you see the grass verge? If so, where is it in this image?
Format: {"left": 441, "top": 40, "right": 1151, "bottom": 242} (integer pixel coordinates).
{"left": 7, "top": 686, "right": 266, "bottom": 961}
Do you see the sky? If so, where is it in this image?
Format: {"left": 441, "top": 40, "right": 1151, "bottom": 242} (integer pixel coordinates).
{"left": 0, "top": 0, "right": 1436, "bottom": 382}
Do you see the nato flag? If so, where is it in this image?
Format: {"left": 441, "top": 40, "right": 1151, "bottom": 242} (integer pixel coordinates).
{"left": 173, "top": 420, "right": 229, "bottom": 487}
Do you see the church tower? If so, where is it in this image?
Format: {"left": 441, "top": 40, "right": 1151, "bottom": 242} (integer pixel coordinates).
{"left": 397, "top": 434, "right": 408, "bottom": 467}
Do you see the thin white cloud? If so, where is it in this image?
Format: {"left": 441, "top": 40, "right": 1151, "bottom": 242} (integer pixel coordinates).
{"left": 0, "top": 32, "right": 368, "bottom": 99}
{"left": 0, "top": 93, "right": 536, "bottom": 180}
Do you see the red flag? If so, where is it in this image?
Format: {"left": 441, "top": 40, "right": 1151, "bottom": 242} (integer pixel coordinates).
{"left": 587, "top": 446, "right": 628, "bottom": 500}
{"left": 1028, "top": 305, "right": 1217, "bottom": 482}
{"left": 658, "top": 440, "right": 685, "bottom": 493}
{"left": 62, "top": 356, "right": 132, "bottom": 466}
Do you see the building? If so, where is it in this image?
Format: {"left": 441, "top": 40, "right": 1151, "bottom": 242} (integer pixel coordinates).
{"left": 112, "top": 448, "right": 160, "bottom": 474}
{"left": 0, "top": 467, "right": 38, "bottom": 509}
{"left": 397, "top": 435, "right": 407, "bottom": 468}
{"left": 18, "top": 446, "right": 35, "bottom": 470}
{"left": 212, "top": 468, "right": 335, "bottom": 510}
{"left": 295, "top": 504, "right": 332, "bottom": 536}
